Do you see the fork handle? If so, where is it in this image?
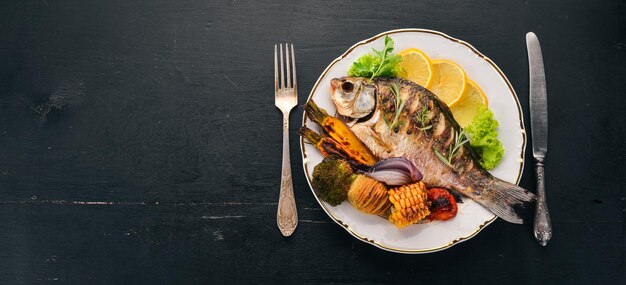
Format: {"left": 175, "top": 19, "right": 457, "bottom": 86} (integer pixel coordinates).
{"left": 277, "top": 112, "right": 298, "bottom": 236}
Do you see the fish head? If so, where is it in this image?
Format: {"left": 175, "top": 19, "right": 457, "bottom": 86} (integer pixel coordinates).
{"left": 330, "top": 77, "right": 376, "bottom": 119}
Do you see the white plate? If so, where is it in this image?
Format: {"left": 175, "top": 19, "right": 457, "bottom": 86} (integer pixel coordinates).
{"left": 300, "top": 29, "right": 526, "bottom": 254}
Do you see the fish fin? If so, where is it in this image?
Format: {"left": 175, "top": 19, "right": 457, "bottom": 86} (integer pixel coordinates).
{"left": 368, "top": 128, "right": 395, "bottom": 153}
{"left": 478, "top": 178, "right": 536, "bottom": 224}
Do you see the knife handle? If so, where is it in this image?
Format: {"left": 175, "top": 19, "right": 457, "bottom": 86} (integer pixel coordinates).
{"left": 533, "top": 157, "right": 552, "bottom": 246}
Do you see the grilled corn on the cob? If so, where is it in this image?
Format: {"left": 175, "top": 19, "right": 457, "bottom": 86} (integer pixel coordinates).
{"left": 388, "top": 181, "right": 430, "bottom": 228}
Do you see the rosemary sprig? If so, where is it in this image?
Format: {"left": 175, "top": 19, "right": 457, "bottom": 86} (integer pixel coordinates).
{"left": 433, "top": 147, "right": 452, "bottom": 167}
{"left": 433, "top": 129, "right": 470, "bottom": 167}
{"left": 385, "top": 83, "right": 406, "bottom": 131}
{"left": 414, "top": 104, "right": 432, "bottom": 131}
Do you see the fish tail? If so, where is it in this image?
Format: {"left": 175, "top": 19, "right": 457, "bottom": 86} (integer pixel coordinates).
{"left": 477, "top": 178, "right": 536, "bottom": 224}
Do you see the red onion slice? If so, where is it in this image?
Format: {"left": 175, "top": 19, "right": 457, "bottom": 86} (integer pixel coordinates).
{"left": 363, "top": 157, "right": 422, "bottom": 186}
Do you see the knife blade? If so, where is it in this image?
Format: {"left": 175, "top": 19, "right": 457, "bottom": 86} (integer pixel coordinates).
{"left": 526, "top": 32, "right": 552, "bottom": 246}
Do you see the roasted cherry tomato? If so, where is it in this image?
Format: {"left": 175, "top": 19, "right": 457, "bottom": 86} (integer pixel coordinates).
{"left": 427, "top": 188, "right": 458, "bottom": 221}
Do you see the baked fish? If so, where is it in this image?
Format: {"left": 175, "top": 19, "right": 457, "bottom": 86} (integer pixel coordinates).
{"left": 328, "top": 76, "right": 535, "bottom": 224}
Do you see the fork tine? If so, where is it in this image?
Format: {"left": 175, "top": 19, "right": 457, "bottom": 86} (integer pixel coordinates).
{"left": 274, "top": 44, "right": 278, "bottom": 92}
{"left": 280, "top": 43, "right": 285, "bottom": 89}
{"left": 290, "top": 44, "right": 297, "bottom": 90}
{"left": 285, "top": 43, "right": 291, "bottom": 88}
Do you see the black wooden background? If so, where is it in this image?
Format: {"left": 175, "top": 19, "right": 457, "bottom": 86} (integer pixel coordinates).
{"left": 1, "top": 0, "right": 624, "bottom": 284}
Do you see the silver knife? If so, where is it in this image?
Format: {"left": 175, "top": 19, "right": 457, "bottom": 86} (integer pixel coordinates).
{"left": 526, "top": 32, "right": 552, "bottom": 246}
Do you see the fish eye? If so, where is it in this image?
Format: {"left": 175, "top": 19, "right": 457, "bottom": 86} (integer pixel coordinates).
{"left": 341, "top": 82, "right": 354, "bottom": 93}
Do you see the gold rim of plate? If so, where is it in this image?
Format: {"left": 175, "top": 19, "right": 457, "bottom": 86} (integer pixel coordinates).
{"left": 299, "top": 28, "right": 527, "bottom": 254}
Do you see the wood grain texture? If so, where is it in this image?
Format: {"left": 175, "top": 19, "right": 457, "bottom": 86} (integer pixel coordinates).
{"left": 0, "top": 0, "right": 624, "bottom": 284}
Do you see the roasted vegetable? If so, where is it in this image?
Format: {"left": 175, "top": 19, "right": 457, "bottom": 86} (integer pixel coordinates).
{"left": 364, "top": 157, "right": 422, "bottom": 186}
{"left": 347, "top": 175, "right": 391, "bottom": 215}
{"left": 388, "top": 181, "right": 430, "bottom": 228}
{"left": 304, "top": 101, "right": 378, "bottom": 166}
{"left": 299, "top": 127, "right": 345, "bottom": 158}
{"left": 311, "top": 156, "right": 356, "bottom": 206}
{"left": 427, "top": 188, "right": 458, "bottom": 221}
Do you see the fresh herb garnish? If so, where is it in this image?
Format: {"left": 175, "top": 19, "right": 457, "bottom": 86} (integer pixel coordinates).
{"left": 414, "top": 104, "right": 432, "bottom": 131}
{"left": 384, "top": 83, "right": 406, "bottom": 132}
{"left": 433, "top": 129, "right": 470, "bottom": 167}
{"left": 348, "top": 36, "right": 402, "bottom": 80}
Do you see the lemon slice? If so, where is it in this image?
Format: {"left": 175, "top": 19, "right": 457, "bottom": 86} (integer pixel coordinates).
{"left": 429, "top": 59, "right": 467, "bottom": 107}
{"left": 397, "top": 48, "right": 433, "bottom": 88}
{"left": 450, "top": 80, "right": 488, "bottom": 128}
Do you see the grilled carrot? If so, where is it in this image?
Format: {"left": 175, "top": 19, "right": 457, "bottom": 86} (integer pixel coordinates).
{"left": 298, "top": 127, "right": 374, "bottom": 166}
{"left": 298, "top": 127, "right": 342, "bottom": 158}
{"left": 304, "top": 101, "right": 378, "bottom": 166}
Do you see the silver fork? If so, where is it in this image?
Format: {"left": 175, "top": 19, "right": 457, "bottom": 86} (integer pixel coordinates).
{"left": 274, "top": 43, "right": 298, "bottom": 236}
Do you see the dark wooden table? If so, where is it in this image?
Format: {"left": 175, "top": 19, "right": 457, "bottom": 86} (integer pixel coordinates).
{"left": 1, "top": 0, "right": 624, "bottom": 284}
